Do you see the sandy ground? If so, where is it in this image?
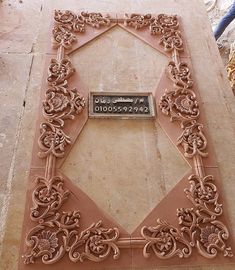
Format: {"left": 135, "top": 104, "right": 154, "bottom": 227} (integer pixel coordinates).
{"left": 205, "top": 0, "right": 235, "bottom": 65}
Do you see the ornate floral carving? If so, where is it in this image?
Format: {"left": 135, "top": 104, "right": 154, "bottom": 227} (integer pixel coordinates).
{"left": 141, "top": 171, "right": 233, "bottom": 260}
{"left": 30, "top": 176, "right": 70, "bottom": 221}
{"left": 159, "top": 29, "right": 183, "bottom": 52}
{"left": 159, "top": 61, "right": 199, "bottom": 122}
{"left": 124, "top": 13, "right": 183, "bottom": 52}
{"left": 43, "top": 83, "right": 85, "bottom": 127}
{"left": 53, "top": 10, "right": 111, "bottom": 49}
{"left": 54, "top": 10, "right": 86, "bottom": 33}
{"left": 159, "top": 88, "right": 199, "bottom": 121}
{"left": 154, "top": 14, "right": 179, "bottom": 30}
{"left": 24, "top": 229, "right": 60, "bottom": 264}
{"left": 184, "top": 174, "right": 222, "bottom": 217}
{"left": 68, "top": 221, "right": 120, "bottom": 262}
{"left": 38, "top": 122, "right": 71, "bottom": 158}
{"left": 167, "top": 61, "right": 193, "bottom": 89}
{"left": 24, "top": 175, "right": 120, "bottom": 264}
{"left": 124, "top": 13, "right": 153, "bottom": 29}
{"left": 177, "top": 120, "right": 208, "bottom": 158}
{"left": 52, "top": 24, "right": 77, "bottom": 49}
{"left": 81, "top": 12, "right": 110, "bottom": 28}
{"left": 141, "top": 219, "right": 192, "bottom": 259}
{"left": 47, "top": 58, "right": 75, "bottom": 85}
{"left": 177, "top": 207, "right": 232, "bottom": 258}
{"left": 54, "top": 10, "right": 79, "bottom": 25}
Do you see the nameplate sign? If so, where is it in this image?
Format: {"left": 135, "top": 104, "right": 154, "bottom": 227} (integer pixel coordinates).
{"left": 89, "top": 92, "right": 155, "bottom": 119}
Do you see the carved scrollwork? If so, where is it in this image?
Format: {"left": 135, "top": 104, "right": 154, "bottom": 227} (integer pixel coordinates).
{"left": 155, "top": 14, "right": 179, "bottom": 30}
{"left": 68, "top": 221, "right": 120, "bottom": 262}
{"left": 47, "top": 58, "right": 75, "bottom": 85}
{"left": 30, "top": 176, "right": 70, "bottom": 222}
{"left": 141, "top": 172, "right": 233, "bottom": 260}
{"left": 52, "top": 24, "right": 77, "bottom": 49}
{"left": 38, "top": 55, "right": 85, "bottom": 157}
{"left": 159, "top": 29, "right": 183, "bottom": 52}
{"left": 38, "top": 122, "right": 71, "bottom": 158}
{"left": 177, "top": 207, "right": 233, "bottom": 258}
{"left": 124, "top": 13, "right": 153, "bottom": 29}
{"left": 159, "top": 88, "right": 199, "bottom": 121}
{"left": 24, "top": 175, "right": 120, "bottom": 264}
{"left": 54, "top": 10, "right": 86, "bottom": 33}
{"left": 141, "top": 219, "right": 192, "bottom": 259}
{"left": 43, "top": 83, "right": 85, "bottom": 127}
{"left": 54, "top": 10, "right": 79, "bottom": 25}
{"left": 177, "top": 120, "right": 208, "bottom": 158}
{"left": 184, "top": 174, "right": 222, "bottom": 217}
{"left": 53, "top": 10, "right": 111, "bottom": 49}
{"left": 124, "top": 13, "right": 183, "bottom": 52}
{"left": 81, "top": 12, "right": 110, "bottom": 28}
{"left": 167, "top": 61, "right": 193, "bottom": 89}
{"left": 24, "top": 206, "right": 80, "bottom": 264}
{"left": 159, "top": 61, "right": 199, "bottom": 122}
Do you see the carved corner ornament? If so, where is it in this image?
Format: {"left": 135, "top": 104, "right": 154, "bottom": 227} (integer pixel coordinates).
{"left": 20, "top": 10, "right": 234, "bottom": 269}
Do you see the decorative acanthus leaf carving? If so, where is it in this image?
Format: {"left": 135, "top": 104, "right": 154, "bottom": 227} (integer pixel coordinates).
{"left": 141, "top": 218, "right": 192, "bottom": 259}
{"left": 43, "top": 83, "right": 85, "bottom": 126}
{"left": 80, "top": 11, "right": 110, "bottom": 28}
{"left": 24, "top": 175, "right": 120, "bottom": 265}
{"left": 52, "top": 24, "right": 77, "bottom": 49}
{"left": 38, "top": 122, "right": 71, "bottom": 158}
{"left": 124, "top": 13, "right": 153, "bottom": 29}
{"left": 47, "top": 58, "right": 75, "bottom": 85}
{"left": 159, "top": 88, "right": 199, "bottom": 121}
{"left": 167, "top": 61, "right": 193, "bottom": 89}
{"left": 159, "top": 61, "right": 199, "bottom": 122}
{"left": 38, "top": 55, "right": 85, "bottom": 158}
{"left": 141, "top": 172, "right": 233, "bottom": 260}
{"left": 68, "top": 221, "right": 120, "bottom": 262}
{"left": 30, "top": 176, "right": 70, "bottom": 222}
{"left": 184, "top": 174, "right": 222, "bottom": 217}
{"left": 177, "top": 120, "right": 208, "bottom": 158}
{"left": 53, "top": 10, "right": 110, "bottom": 49}
{"left": 178, "top": 206, "right": 233, "bottom": 258}
{"left": 124, "top": 13, "right": 183, "bottom": 52}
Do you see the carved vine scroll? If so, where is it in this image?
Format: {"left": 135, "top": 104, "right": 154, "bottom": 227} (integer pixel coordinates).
{"left": 22, "top": 10, "right": 233, "bottom": 267}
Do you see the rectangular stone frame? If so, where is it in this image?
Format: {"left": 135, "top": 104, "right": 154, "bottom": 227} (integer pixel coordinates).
{"left": 18, "top": 11, "right": 235, "bottom": 270}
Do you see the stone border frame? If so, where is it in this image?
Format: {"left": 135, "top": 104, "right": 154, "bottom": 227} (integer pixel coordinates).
{"left": 19, "top": 11, "right": 235, "bottom": 270}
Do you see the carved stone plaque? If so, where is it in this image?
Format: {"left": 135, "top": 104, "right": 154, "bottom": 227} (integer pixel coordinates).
{"left": 89, "top": 92, "right": 155, "bottom": 118}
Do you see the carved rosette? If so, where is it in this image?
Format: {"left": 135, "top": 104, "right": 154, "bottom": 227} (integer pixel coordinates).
{"left": 159, "top": 88, "right": 199, "bottom": 122}
{"left": 43, "top": 84, "right": 85, "bottom": 126}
